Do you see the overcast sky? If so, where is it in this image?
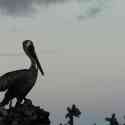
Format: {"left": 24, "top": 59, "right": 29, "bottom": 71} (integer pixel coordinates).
{"left": 0, "top": 0, "right": 125, "bottom": 125}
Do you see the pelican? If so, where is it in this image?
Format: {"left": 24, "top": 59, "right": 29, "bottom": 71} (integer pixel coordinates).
{"left": 0, "top": 40, "right": 44, "bottom": 107}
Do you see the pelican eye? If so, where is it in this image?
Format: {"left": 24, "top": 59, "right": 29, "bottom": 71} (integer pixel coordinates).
{"left": 23, "top": 40, "right": 34, "bottom": 53}
{"left": 26, "top": 41, "right": 32, "bottom": 48}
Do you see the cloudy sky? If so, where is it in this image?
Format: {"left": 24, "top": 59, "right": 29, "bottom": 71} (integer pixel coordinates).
{"left": 0, "top": 0, "right": 125, "bottom": 124}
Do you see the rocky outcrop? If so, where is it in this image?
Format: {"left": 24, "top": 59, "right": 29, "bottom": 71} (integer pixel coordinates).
{"left": 0, "top": 99, "right": 50, "bottom": 125}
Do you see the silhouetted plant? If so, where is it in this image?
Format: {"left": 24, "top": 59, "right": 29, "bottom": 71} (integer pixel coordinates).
{"left": 105, "top": 113, "right": 119, "bottom": 125}
{"left": 122, "top": 115, "right": 125, "bottom": 125}
{"left": 65, "top": 104, "right": 81, "bottom": 125}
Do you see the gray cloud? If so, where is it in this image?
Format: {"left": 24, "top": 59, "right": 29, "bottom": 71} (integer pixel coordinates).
{"left": 0, "top": 0, "right": 66, "bottom": 17}
{"left": 77, "top": 6, "right": 102, "bottom": 21}
{"left": 77, "top": 0, "right": 111, "bottom": 20}
{"left": 0, "top": 0, "right": 111, "bottom": 18}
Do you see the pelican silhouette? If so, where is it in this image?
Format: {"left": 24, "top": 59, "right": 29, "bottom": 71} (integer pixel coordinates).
{"left": 0, "top": 40, "right": 44, "bottom": 107}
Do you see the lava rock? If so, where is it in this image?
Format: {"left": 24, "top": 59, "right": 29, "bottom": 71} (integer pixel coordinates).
{"left": 0, "top": 99, "right": 50, "bottom": 125}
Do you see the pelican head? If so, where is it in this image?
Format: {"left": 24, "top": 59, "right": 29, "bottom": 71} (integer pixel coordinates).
{"left": 23, "top": 40, "right": 44, "bottom": 76}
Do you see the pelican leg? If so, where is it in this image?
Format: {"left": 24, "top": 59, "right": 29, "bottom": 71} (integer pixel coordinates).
{"left": 9, "top": 100, "right": 12, "bottom": 108}
{"left": 15, "top": 97, "right": 23, "bottom": 107}
{"left": 0, "top": 91, "right": 11, "bottom": 107}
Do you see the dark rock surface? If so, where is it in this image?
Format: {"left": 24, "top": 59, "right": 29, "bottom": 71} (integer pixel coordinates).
{"left": 0, "top": 99, "right": 50, "bottom": 125}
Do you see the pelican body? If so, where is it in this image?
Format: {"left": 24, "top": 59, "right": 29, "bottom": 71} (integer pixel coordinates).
{"left": 0, "top": 40, "right": 44, "bottom": 107}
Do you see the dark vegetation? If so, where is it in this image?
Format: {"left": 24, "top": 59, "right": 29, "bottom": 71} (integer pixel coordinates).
{"left": 65, "top": 104, "right": 81, "bottom": 125}
{"left": 105, "top": 113, "right": 119, "bottom": 125}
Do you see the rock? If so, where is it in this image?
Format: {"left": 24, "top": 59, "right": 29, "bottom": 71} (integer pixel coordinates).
{"left": 0, "top": 107, "right": 8, "bottom": 117}
{"left": 0, "top": 99, "right": 50, "bottom": 125}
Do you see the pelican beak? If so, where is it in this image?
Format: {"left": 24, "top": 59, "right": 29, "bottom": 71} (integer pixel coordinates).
{"left": 33, "top": 51, "right": 45, "bottom": 76}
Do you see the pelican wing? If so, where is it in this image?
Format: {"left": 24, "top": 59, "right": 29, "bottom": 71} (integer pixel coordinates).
{"left": 0, "top": 77, "right": 9, "bottom": 91}
{"left": 0, "top": 69, "right": 28, "bottom": 91}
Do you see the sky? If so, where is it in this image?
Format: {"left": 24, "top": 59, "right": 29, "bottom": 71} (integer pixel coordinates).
{"left": 0, "top": 0, "right": 125, "bottom": 125}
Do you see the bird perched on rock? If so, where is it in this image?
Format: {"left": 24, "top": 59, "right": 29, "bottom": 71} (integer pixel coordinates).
{"left": 0, "top": 40, "right": 44, "bottom": 107}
